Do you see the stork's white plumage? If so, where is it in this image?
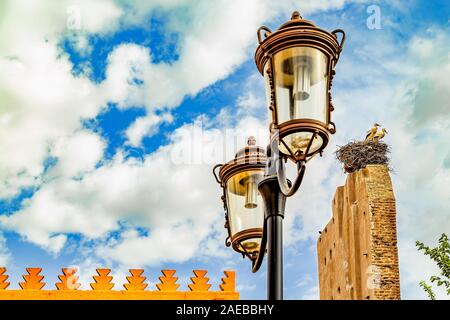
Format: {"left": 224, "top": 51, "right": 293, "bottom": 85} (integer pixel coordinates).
{"left": 373, "top": 128, "right": 388, "bottom": 142}
{"left": 365, "top": 123, "right": 381, "bottom": 142}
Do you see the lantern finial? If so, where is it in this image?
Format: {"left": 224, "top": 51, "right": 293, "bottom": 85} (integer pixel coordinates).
{"left": 291, "top": 11, "right": 302, "bottom": 20}
{"left": 247, "top": 136, "right": 256, "bottom": 146}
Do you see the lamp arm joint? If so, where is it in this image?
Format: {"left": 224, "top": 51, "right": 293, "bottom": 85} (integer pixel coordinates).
{"left": 276, "top": 157, "right": 306, "bottom": 197}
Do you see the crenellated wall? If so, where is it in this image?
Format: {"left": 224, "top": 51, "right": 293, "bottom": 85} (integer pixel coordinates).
{"left": 0, "top": 267, "right": 239, "bottom": 300}
{"left": 317, "top": 165, "right": 400, "bottom": 300}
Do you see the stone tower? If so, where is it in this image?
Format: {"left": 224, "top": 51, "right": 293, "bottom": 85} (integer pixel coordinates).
{"left": 317, "top": 165, "right": 400, "bottom": 300}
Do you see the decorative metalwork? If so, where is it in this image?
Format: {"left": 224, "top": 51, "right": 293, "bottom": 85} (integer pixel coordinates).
{"left": 214, "top": 138, "right": 267, "bottom": 260}
{"left": 255, "top": 10, "right": 345, "bottom": 164}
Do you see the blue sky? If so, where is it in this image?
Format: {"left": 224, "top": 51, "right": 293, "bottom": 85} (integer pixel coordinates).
{"left": 0, "top": 0, "right": 449, "bottom": 299}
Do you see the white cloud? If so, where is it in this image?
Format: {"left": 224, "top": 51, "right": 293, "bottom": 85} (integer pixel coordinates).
{"left": 398, "top": 241, "right": 450, "bottom": 300}
{"left": 100, "top": 0, "right": 362, "bottom": 145}
{"left": 0, "top": 0, "right": 309, "bottom": 198}
{"left": 0, "top": 0, "right": 123, "bottom": 55}
{"left": 0, "top": 0, "right": 361, "bottom": 197}
{"left": 302, "top": 285, "right": 320, "bottom": 300}
{"left": 407, "top": 29, "right": 450, "bottom": 126}
{"left": 0, "top": 0, "right": 127, "bottom": 199}
{"left": 387, "top": 32, "right": 450, "bottom": 299}
{"left": 237, "top": 91, "right": 264, "bottom": 111}
{"left": 0, "top": 233, "right": 10, "bottom": 266}
{"left": 125, "top": 113, "right": 173, "bottom": 147}
{"left": 50, "top": 130, "right": 106, "bottom": 178}
{"left": 236, "top": 283, "right": 257, "bottom": 292}
{"left": 96, "top": 225, "right": 202, "bottom": 266}
{"left": 100, "top": 0, "right": 274, "bottom": 144}
{"left": 100, "top": 44, "right": 151, "bottom": 109}
{"left": 0, "top": 41, "right": 105, "bottom": 198}
{"left": 72, "top": 0, "right": 123, "bottom": 34}
{"left": 0, "top": 114, "right": 267, "bottom": 262}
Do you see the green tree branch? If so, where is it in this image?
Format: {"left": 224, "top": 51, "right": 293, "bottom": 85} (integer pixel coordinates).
{"left": 416, "top": 233, "right": 450, "bottom": 299}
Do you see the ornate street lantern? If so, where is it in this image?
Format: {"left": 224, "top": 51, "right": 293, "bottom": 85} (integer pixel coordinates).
{"left": 214, "top": 11, "right": 346, "bottom": 300}
{"left": 255, "top": 11, "right": 345, "bottom": 164}
{"left": 213, "top": 137, "right": 267, "bottom": 260}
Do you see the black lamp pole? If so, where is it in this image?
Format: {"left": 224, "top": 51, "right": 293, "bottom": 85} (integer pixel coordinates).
{"left": 258, "top": 146, "right": 287, "bottom": 300}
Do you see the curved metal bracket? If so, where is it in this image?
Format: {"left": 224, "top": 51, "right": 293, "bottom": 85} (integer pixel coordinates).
{"left": 251, "top": 216, "right": 267, "bottom": 273}
{"left": 331, "top": 29, "right": 346, "bottom": 63}
{"left": 332, "top": 29, "right": 346, "bottom": 51}
{"left": 328, "top": 121, "right": 336, "bottom": 134}
{"left": 212, "top": 164, "right": 223, "bottom": 185}
{"left": 276, "top": 157, "right": 306, "bottom": 197}
{"left": 257, "top": 26, "right": 272, "bottom": 44}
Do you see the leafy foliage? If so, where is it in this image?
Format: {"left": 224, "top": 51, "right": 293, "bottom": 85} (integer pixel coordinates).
{"left": 419, "top": 280, "right": 436, "bottom": 300}
{"left": 416, "top": 233, "right": 450, "bottom": 299}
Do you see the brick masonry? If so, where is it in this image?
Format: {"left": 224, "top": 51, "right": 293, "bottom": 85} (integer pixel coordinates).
{"left": 317, "top": 165, "right": 400, "bottom": 300}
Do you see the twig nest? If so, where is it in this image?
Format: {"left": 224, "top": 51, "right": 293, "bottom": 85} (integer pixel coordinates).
{"left": 335, "top": 140, "right": 390, "bottom": 173}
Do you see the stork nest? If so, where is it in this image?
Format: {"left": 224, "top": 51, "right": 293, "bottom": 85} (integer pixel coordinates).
{"left": 335, "top": 140, "right": 391, "bottom": 173}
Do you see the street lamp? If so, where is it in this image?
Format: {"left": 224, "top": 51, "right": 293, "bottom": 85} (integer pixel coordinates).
{"left": 213, "top": 137, "right": 267, "bottom": 260}
{"left": 256, "top": 10, "right": 345, "bottom": 196}
{"left": 214, "top": 11, "right": 345, "bottom": 300}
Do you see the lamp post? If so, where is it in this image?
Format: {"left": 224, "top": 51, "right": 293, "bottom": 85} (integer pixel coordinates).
{"left": 213, "top": 11, "right": 345, "bottom": 300}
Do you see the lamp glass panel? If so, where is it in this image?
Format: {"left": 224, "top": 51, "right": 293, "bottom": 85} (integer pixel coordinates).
{"left": 279, "top": 132, "right": 324, "bottom": 157}
{"left": 226, "top": 169, "right": 265, "bottom": 253}
{"left": 272, "top": 46, "right": 329, "bottom": 125}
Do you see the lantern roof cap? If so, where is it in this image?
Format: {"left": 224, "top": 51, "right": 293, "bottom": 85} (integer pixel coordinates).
{"left": 254, "top": 10, "right": 342, "bottom": 75}
{"left": 218, "top": 137, "right": 267, "bottom": 185}
{"left": 278, "top": 11, "right": 316, "bottom": 30}
{"left": 234, "top": 136, "right": 265, "bottom": 159}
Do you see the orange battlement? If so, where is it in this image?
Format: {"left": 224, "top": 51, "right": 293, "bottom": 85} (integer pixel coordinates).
{"left": 0, "top": 267, "right": 239, "bottom": 300}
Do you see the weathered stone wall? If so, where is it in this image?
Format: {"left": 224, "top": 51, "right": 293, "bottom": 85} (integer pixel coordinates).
{"left": 317, "top": 165, "right": 400, "bottom": 300}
